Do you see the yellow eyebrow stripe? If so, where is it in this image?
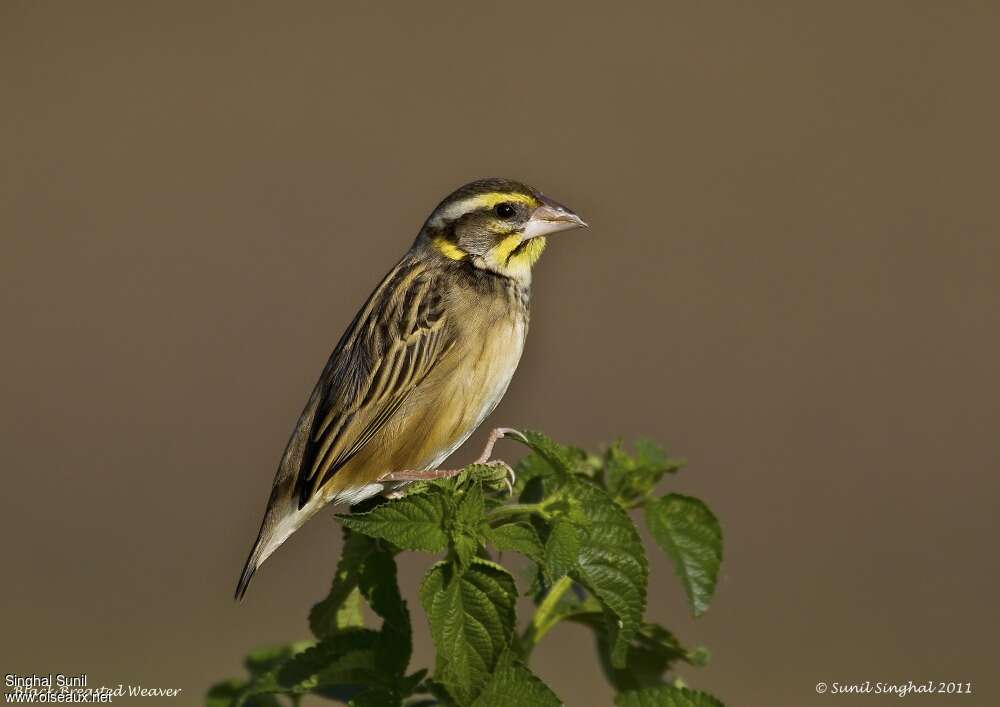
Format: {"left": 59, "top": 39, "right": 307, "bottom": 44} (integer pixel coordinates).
{"left": 464, "top": 192, "right": 537, "bottom": 210}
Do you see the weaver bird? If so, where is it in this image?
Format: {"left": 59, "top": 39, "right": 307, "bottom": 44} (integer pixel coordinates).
{"left": 235, "top": 177, "right": 586, "bottom": 599}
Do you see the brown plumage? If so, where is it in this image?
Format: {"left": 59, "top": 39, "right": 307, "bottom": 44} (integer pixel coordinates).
{"left": 236, "top": 178, "right": 586, "bottom": 599}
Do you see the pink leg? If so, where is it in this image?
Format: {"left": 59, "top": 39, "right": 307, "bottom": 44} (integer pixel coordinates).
{"left": 378, "top": 427, "right": 521, "bottom": 492}
{"left": 473, "top": 427, "right": 521, "bottom": 464}
{"left": 380, "top": 468, "right": 465, "bottom": 482}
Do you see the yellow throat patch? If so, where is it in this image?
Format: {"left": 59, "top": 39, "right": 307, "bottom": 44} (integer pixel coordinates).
{"left": 432, "top": 236, "right": 466, "bottom": 261}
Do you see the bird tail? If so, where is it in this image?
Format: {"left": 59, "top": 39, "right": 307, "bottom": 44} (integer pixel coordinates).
{"left": 235, "top": 529, "right": 267, "bottom": 601}
{"left": 234, "top": 497, "right": 315, "bottom": 601}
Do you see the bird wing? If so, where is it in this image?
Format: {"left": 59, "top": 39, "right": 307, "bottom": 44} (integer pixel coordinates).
{"left": 295, "top": 259, "right": 453, "bottom": 508}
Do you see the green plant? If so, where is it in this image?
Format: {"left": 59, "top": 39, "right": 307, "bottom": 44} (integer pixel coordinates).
{"left": 210, "top": 430, "right": 725, "bottom": 707}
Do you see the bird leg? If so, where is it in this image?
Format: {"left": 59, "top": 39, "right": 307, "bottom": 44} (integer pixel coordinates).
{"left": 379, "top": 427, "right": 521, "bottom": 494}
{"left": 473, "top": 427, "right": 520, "bottom": 464}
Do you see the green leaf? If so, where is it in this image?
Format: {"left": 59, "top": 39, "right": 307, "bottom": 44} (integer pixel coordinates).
{"left": 310, "top": 529, "right": 374, "bottom": 639}
{"left": 340, "top": 490, "right": 451, "bottom": 552}
{"left": 244, "top": 642, "right": 313, "bottom": 677}
{"left": 521, "top": 578, "right": 600, "bottom": 655}
{"left": 349, "top": 687, "right": 403, "bottom": 707}
{"left": 570, "top": 613, "right": 691, "bottom": 691}
{"left": 300, "top": 536, "right": 412, "bottom": 695}
{"left": 483, "top": 522, "right": 543, "bottom": 562}
{"left": 225, "top": 677, "right": 294, "bottom": 707}
{"left": 452, "top": 533, "right": 480, "bottom": 569}
{"left": 514, "top": 430, "right": 587, "bottom": 476}
{"left": 212, "top": 431, "right": 724, "bottom": 707}
{"left": 645, "top": 494, "right": 722, "bottom": 617}
{"left": 604, "top": 441, "right": 682, "bottom": 505}
{"left": 336, "top": 587, "right": 365, "bottom": 631}
{"left": 615, "top": 685, "right": 725, "bottom": 707}
{"left": 544, "top": 520, "right": 580, "bottom": 580}
{"left": 565, "top": 478, "right": 648, "bottom": 668}
{"left": 277, "top": 629, "right": 380, "bottom": 688}
{"left": 357, "top": 547, "right": 412, "bottom": 678}
{"left": 452, "top": 483, "right": 487, "bottom": 566}
{"left": 512, "top": 453, "right": 560, "bottom": 501}
{"left": 463, "top": 462, "right": 516, "bottom": 494}
{"left": 470, "top": 654, "right": 561, "bottom": 707}
{"left": 206, "top": 680, "right": 246, "bottom": 707}
{"left": 420, "top": 559, "right": 518, "bottom": 704}
{"left": 420, "top": 679, "right": 459, "bottom": 707}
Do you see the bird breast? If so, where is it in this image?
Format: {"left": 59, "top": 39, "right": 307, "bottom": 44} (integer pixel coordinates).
{"left": 407, "top": 289, "right": 529, "bottom": 472}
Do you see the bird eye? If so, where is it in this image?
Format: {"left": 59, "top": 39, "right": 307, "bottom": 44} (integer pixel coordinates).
{"left": 494, "top": 202, "right": 516, "bottom": 220}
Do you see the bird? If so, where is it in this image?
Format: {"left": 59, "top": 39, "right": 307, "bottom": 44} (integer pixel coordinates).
{"left": 235, "top": 177, "right": 587, "bottom": 599}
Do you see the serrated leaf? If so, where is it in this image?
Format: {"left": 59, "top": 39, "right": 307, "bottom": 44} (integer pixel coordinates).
{"left": 340, "top": 490, "right": 451, "bottom": 552}
{"left": 570, "top": 613, "right": 690, "bottom": 691}
{"left": 244, "top": 642, "right": 313, "bottom": 677}
{"left": 420, "top": 559, "right": 518, "bottom": 704}
{"left": 645, "top": 494, "right": 722, "bottom": 617}
{"left": 544, "top": 520, "right": 580, "bottom": 580}
{"left": 223, "top": 674, "right": 296, "bottom": 707}
{"left": 451, "top": 533, "right": 479, "bottom": 568}
{"left": 305, "top": 534, "right": 412, "bottom": 693}
{"left": 615, "top": 685, "right": 725, "bottom": 707}
{"left": 634, "top": 439, "right": 671, "bottom": 469}
{"left": 484, "top": 522, "right": 543, "bottom": 562}
{"left": 470, "top": 654, "right": 561, "bottom": 707}
{"left": 463, "top": 462, "right": 515, "bottom": 494}
{"left": 603, "top": 443, "right": 632, "bottom": 498}
{"left": 277, "top": 629, "right": 380, "bottom": 688}
{"left": 357, "top": 548, "right": 412, "bottom": 677}
{"left": 515, "top": 430, "right": 587, "bottom": 475}
{"left": 452, "top": 483, "right": 487, "bottom": 566}
{"left": 604, "top": 441, "right": 682, "bottom": 505}
{"left": 564, "top": 478, "right": 648, "bottom": 668}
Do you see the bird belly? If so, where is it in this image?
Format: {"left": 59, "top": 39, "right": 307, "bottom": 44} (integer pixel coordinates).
{"left": 398, "top": 313, "right": 527, "bottom": 471}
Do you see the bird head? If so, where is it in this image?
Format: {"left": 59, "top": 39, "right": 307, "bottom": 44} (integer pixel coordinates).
{"left": 419, "top": 178, "right": 587, "bottom": 283}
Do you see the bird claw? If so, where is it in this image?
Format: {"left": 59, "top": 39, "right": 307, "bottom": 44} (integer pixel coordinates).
{"left": 481, "top": 459, "right": 516, "bottom": 496}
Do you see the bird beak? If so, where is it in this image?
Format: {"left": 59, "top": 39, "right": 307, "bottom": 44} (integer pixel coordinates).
{"left": 522, "top": 197, "right": 588, "bottom": 239}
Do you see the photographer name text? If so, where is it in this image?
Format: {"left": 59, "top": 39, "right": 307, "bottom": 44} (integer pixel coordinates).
{"left": 4, "top": 674, "right": 182, "bottom": 702}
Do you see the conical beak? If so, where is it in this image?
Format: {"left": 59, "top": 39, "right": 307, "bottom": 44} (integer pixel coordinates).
{"left": 523, "top": 196, "right": 588, "bottom": 239}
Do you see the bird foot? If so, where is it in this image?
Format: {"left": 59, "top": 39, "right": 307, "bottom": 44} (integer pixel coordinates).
{"left": 469, "top": 459, "right": 516, "bottom": 495}
{"left": 378, "top": 427, "right": 523, "bottom": 495}
{"left": 378, "top": 467, "right": 464, "bottom": 483}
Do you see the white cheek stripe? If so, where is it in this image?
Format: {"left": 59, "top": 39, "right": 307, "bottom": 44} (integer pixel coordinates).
{"left": 429, "top": 192, "right": 535, "bottom": 228}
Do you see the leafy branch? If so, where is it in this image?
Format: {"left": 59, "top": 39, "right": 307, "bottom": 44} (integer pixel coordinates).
{"left": 210, "top": 431, "right": 725, "bottom": 706}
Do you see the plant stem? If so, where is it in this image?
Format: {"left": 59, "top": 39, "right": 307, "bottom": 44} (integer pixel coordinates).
{"left": 520, "top": 575, "right": 574, "bottom": 658}
{"left": 487, "top": 501, "right": 549, "bottom": 522}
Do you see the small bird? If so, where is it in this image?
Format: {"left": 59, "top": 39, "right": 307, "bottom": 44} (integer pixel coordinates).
{"left": 235, "top": 177, "right": 586, "bottom": 599}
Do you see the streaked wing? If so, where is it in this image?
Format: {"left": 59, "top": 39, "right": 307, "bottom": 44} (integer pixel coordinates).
{"left": 296, "top": 258, "right": 453, "bottom": 507}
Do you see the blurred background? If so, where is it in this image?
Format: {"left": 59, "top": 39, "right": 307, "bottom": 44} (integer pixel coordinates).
{"left": 2, "top": 2, "right": 998, "bottom": 705}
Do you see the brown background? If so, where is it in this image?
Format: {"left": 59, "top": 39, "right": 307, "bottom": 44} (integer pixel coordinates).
{"left": 2, "top": 2, "right": 998, "bottom": 706}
